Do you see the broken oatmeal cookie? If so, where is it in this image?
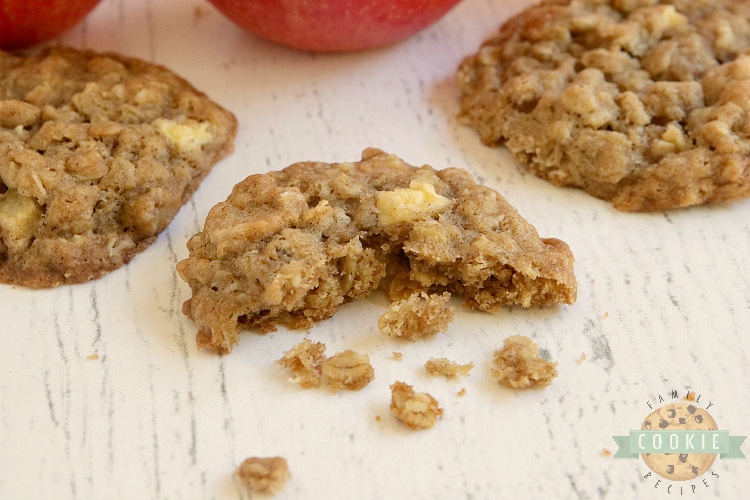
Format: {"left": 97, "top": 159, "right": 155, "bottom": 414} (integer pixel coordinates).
{"left": 177, "top": 148, "right": 576, "bottom": 353}
{"left": 237, "top": 456, "right": 290, "bottom": 495}
{"left": 0, "top": 46, "right": 236, "bottom": 287}
{"left": 390, "top": 381, "right": 443, "bottom": 430}
{"left": 278, "top": 339, "right": 374, "bottom": 392}
{"left": 491, "top": 335, "right": 558, "bottom": 389}
{"left": 458, "top": 0, "right": 750, "bottom": 211}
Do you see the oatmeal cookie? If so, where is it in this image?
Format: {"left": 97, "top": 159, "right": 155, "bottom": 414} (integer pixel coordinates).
{"left": 177, "top": 148, "right": 576, "bottom": 353}
{"left": 0, "top": 46, "right": 237, "bottom": 287}
{"left": 458, "top": 0, "right": 750, "bottom": 211}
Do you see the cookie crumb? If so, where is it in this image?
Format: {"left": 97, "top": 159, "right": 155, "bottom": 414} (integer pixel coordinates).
{"left": 577, "top": 352, "right": 587, "bottom": 364}
{"left": 424, "top": 357, "right": 474, "bottom": 379}
{"left": 491, "top": 335, "right": 558, "bottom": 389}
{"left": 457, "top": 388, "right": 467, "bottom": 397}
{"left": 278, "top": 340, "right": 374, "bottom": 392}
{"left": 378, "top": 292, "right": 454, "bottom": 340}
{"left": 601, "top": 449, "right": 612, "bottom": 458}
{"left": 392, "top": 351, "right": 403, "bottom": 361}
{"left": 389, "top": 381, "right": 443, "bottom": 430}
{"left": 684, "top": 391, "right": 696, "bottom": 401}
{"left": 237, "top": 456, "right": 289, "bottom": 495}
{"left": 278, "top": 339, "right": 326, "bottom": 389}
{"left": 320, "top": 350, "right": 375, "bottom": 391}
{"left": 86, "top": 353, "right": 99, "bottom": 360}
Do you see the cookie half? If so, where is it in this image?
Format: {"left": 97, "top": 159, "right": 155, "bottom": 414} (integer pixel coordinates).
{"left": 0, "top": 46, "right": 237, "bottom": 287}
{"left": 177, "top": 148, "right": 576, "bottom": 353}
{"left": 458, "top": 0, "right": 750, "bottom": 211}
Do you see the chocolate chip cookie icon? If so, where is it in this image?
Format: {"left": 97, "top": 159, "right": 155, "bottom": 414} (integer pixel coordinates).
{"left": 641, "top": 402, "right": 718, "bottom": 481}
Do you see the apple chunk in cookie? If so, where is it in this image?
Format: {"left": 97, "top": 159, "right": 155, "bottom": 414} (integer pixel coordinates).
{"left": 177, "top": 148, "right": 577, "bottom": 353}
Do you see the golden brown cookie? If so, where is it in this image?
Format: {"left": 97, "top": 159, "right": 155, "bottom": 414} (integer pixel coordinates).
{"left": 0, "top": 46, "right": 237, "bottom": 287}
{"left": 458, "top": 0, "right": 750, "bottom": 211}
{"left": 177, "top": 148, "right": 577, "bottom": 353}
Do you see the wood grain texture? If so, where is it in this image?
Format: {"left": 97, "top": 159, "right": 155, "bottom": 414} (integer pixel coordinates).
{"left": 1, "top": 0, "right": 748, "bottom": 498}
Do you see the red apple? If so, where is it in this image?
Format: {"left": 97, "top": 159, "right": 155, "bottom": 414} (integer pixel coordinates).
{"left": 207, "top": 0, "right": 464, "bottom": 52}
{"left": 0, "top": 0, "right": 103, "bottom": 50}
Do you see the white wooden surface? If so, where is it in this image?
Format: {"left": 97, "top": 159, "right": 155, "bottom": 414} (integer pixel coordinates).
{"left": 1, "top": 0, "right": 749, "bottom": 499}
